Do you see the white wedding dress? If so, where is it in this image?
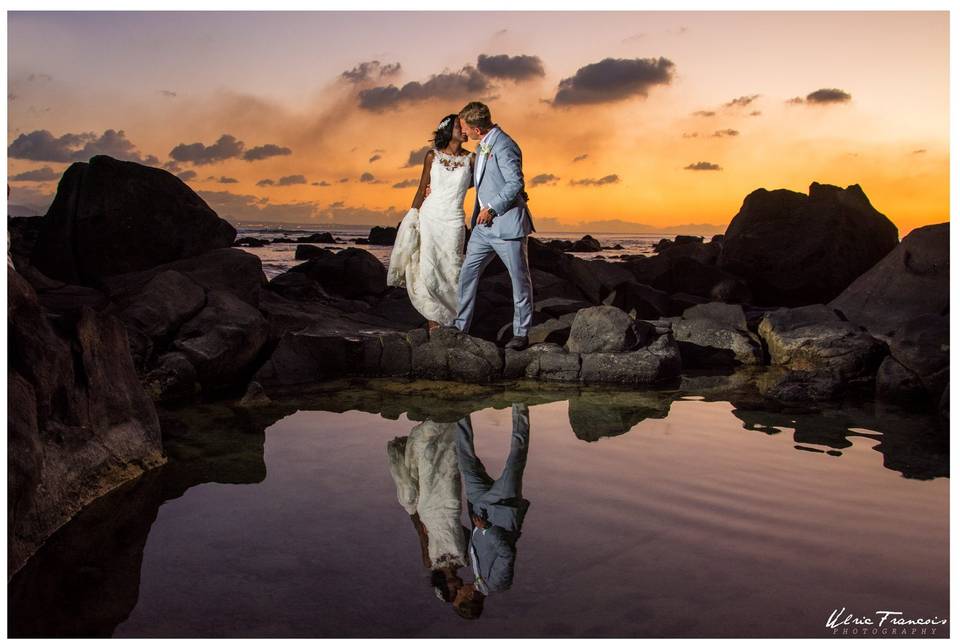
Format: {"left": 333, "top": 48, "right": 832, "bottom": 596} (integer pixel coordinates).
{"left": 386, "top": 150, "right": 473, "bottom": 326}
{"left": 387, "top": 420, "right": 468, "bottom": 570}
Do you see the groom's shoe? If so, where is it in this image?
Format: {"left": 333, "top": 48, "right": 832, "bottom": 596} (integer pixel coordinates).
{"left": 505, "top": 335, "right": 529, "bottom": 350}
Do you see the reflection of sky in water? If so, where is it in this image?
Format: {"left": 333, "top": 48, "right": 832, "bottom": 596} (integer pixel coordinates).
{"left": 7, "top": 392, "right": 948, "bottom": 637}
{"left": 99, "top": 398, "right": 947, "bottom": 638}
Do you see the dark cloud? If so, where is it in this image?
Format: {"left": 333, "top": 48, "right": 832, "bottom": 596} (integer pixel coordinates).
{"left": 359, "top": 172, "right": 385, "bottom": 184}
{"left": 257, "top": 174, "right": 307, "bottom": 187}
{"left": 342, "top": 60, "right": 402, "bottom": 83}
{"left": 787, "top": 88, "right": 852, "bottom": 105}
{"left": 713, "top": 129, "right": 739, "bottom": 137}
{"left": 312, "top": 180, "right": 331, "bottom": 186}
{"left": 392, "top": 179, "right": 419, "bottom": 189}
{"left": 724, "top": 94, "right": 760, "bottom": 107}
{"left": 530, "top": 173, "right": 559, "bottom": 187}
{"left": 912, "top": 149, "right": 927, "bottom": 154}
{"left": 243, "top": 143, "right": 293, "bottom": 161}
{"left": 369, "top": 154, "right": 382, "bottom": 163}
{"left": 476, "top": 54, "right": 545, "bottom": 81}
{"left": 7, "top": 128, "right": 158, "bottom": 164}
{"left": 572, "top": 154, "right": 588, "bottom": 162}
{"left": 684, "top": 161, "right": 722, "bottom": 171}
{"left": 176, "top": 170, "right": 198, "bottom": 181}
{"left": 170, "top": 134, "right": 245, "bottom": 165}
{"left": 10, "top": 166, "right": 59, "bottom": 182}
{"left": 159, "top": 89, "right": 177, "bottom": 98}
{"left": 404, "top": 146, "right": 432, "bottom": 167}
{"left": 339, "top": 177, "right": 350, "bottom": 183}
{"left": 750, "top": 110, "right": 762, "bottom": 116}
{"left": 682, "top": 132, "right": 698, "bottom": 138}
{"left": 551, "top": 57, "right": 675, "bottom": 106}
{"left": 358, "top": 66, "right": 491, "bottom": 111}
{"left": 692, "top": 110, "right": 715, "bottom": 117}
{"left": 569, "top": 174, "right": 620, "bottom": 186}
{"left": 217, "top": 176, "right": 239, "bottom": 183}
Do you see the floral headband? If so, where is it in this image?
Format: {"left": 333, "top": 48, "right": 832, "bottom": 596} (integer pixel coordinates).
{"left": 436, "top": 116, "right": 453, "bottom": 132}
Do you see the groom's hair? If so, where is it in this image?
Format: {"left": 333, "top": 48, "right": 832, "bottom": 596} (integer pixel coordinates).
{"left": 459, "top": 102, "right": 493, "bottom": 129}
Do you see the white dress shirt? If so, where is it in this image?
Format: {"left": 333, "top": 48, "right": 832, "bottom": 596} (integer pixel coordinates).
{"left": 475, "top": 126, "right": 499, "bottom": 211}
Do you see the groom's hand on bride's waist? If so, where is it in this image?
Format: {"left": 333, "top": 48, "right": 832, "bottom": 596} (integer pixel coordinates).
{"left": 478, "top": 208, "right": 495, "bottom": 226}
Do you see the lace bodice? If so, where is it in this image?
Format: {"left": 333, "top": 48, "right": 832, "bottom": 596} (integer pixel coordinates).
{"left": 424, "top": 150, "right": 473, "bottom": 211}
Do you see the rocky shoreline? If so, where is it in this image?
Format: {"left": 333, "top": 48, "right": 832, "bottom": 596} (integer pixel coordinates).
{"left": 7, "top": 154, "right": 950, "bottom": 576}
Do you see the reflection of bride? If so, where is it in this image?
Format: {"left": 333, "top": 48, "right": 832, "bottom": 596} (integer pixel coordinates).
{"left": 387, "top": 419, "right": 469, "bottom": 601}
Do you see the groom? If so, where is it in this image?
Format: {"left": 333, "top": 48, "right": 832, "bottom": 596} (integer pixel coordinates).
{"left": 454, "top": 101, "right": 536, "bottom": 350}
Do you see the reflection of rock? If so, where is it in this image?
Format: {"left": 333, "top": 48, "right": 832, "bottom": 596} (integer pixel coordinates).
{"left": 8, "top": 267, "right": 164, "bottom": 577}
{"left": 673, "top": 302, "right": 763, "bottom": 367}
{"left": 567, "top": 391, "right": 672, "bottom": 442}
{"left": 30, "top": 154, "right": 236, "bottom": 284}
{"left": 831, "top": 223, "right": 949, "bottom": 336}
{"left": 718, "top": 182, "right": 899, "bottom": 306}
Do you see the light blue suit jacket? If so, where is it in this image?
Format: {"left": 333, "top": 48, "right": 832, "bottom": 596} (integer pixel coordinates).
{"left": 472, "top": 126, "right": 536, "bottom": 240}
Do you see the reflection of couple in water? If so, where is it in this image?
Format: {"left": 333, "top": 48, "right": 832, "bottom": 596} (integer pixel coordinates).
{"left": 387, "top": 403, "right": 531, "bottom": 620}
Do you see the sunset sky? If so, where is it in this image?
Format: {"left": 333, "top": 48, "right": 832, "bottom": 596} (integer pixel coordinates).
{"left": 6, "top": 10, "right": 949, "bottom": 234}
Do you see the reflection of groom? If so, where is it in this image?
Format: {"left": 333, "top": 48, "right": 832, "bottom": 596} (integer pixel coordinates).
{"left": 451, "top": 403, "right": 532, "bottom": 619}
{"left": 454, "top": 101, "right": 536, "bottom": 350}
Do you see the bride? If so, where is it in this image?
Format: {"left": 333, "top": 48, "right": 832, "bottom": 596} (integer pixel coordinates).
{"left": 386, "top": 114, "right": 474, "bottom": 332}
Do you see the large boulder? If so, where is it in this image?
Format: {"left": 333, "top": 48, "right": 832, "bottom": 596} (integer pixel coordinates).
{"left": 672, "top": 302, "right": 763, "bottom": 367}
{"left": 579, "top": 334, "right": 682, "bottom": 384}
{"left": 172, "top": 290, "right": 270, "bottom": 391}
{"left": 758, "top": 304, "right": 887, "bottom": 383}
{"left": 411, "top": 327, "right": 503, "bottom": 383}
{"left": 368, "top": 225, "right": 398, "bottom": 246}
{"left": 30, "top": 155, "right": 236, "bottom": 283}
{"left": 290, "top": 247, "right": 387, "bottom": 299}
{"left": 875, "top": 314, "right": 949, "bottom": 407}
{"left": 8, "top": 267, "right": 164, "bottom": 577}
{"left": 719, "top": 182, "right": 899, "bottom": 306}
{"left": 565, "top": 306, "right": 651, "bottom": 354}
{"left": 830, "top": 222, "right": 948, "bottom": 336}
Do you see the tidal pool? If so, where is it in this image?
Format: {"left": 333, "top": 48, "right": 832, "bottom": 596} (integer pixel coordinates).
{"left": 8, "top": 378, "right": 949, "bottom": 638}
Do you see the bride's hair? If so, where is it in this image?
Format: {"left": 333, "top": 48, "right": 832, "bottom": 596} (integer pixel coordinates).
{"left": 432, "top": 113, "right": 459, "bottom": 150}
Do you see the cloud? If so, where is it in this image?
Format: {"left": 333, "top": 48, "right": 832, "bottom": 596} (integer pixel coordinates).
{"left": 257, "top": 174, "right": 307, "bottom": 187}
{"left": 176, "top": 170, "right": 198, "bottom": 181}
{"left": 217, "top": 176, "right": 238, "bottom": 183}
{"left": 27, "top": 73, "right": 53, "bottom": 82}
{"left": 572, "top": 154, "right": 588, "bottom": 162}
{"left": 530, "top": 173, "right": 560, "bottom": 187}
{"left": 569, "top": 174, "right": 620, "bottom": 186}
{"left": 622, "top": 33, "right": 645, "bottom": 43}
{"left": 159, "top": 89, "right": 177, "bottom": 98}
{"left": 712, "top": 129, "right": 739, "bottom": 137}
{"left": 684, "top": 161, "right": 722, "bottom": 171}
{"left": 243, "top": 143, "right": 293, "bottom": 161}
{"left": 476, "top": 54, "right": 545, "bottom": 81}
{"left": 912, "top": 149, "right": 927, "bottom": 154}
{"left": 369, "top": 154, "right": 382, "bottom": 163}
{"left": 692, "top": 110, "right": 715, "bottom": 117}
{"left": 338, "top": 177, "right": 350, "bottom": 183}
{"left": 787, "top": 88, "right": 852, "bottom": 105}
{"left": 359, "top": 172, "right": 385, "bottom": 184}
{"left": 750, "top": 110, "right": 762, "bottom": 116}
{"left": 341, "top": 60, "right": 402, "bottom": 83}
{"left": 404, "top": 145, "right": 432, "bottom": 167}
{"left": 312, "top": 180, "right": 331, "bottom": 186}
{"left": 358, "top": 66, "right": 491, "bottom": 111}
{"left": 724, "top": 94, "right": 760, "bottom": 107}
{"left": 392, "top": 179, "right": 419, "bottom": 189}
{"left": 7, "top": 128, "right": 159, "bottom": 164}
{"left": 10, "top": 166, "right": 60, "bottom": 181}
{"left": 551, "top": 57, "right": 675, "bottom": 106}
{"left": 169, "top": 133, "right": 245, "bottom": 165}
{"left": 682, "top": 132, "right": 698, "bottom": 138}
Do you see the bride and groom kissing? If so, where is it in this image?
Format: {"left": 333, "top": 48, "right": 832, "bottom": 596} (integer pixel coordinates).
{"left": 386, "top": 101, "right": 536, "bottom": 350}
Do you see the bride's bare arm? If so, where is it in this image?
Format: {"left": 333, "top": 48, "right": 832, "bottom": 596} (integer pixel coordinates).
{"left": 411, "top": 150, "right": 435, "bottom": 209}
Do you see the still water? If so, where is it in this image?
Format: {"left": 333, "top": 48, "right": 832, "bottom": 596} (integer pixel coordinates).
{"left": 9, "top": 380, "right": 949, "bottom": 638}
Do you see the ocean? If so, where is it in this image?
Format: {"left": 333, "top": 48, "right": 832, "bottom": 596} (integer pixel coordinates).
{"left": 233, "top": 220, "right": 680, "bottom": 280}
